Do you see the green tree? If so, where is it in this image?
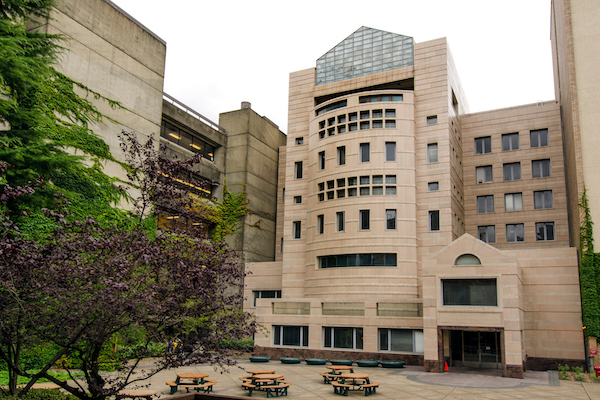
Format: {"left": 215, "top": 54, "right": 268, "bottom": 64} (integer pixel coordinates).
{"left": 579, "top": 189, "right": 600, "bottom": 338}
{"left": 0, "top": 0, "right": 127, "bottom": 236}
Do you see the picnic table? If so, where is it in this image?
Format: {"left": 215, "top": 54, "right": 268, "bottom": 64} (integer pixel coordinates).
{"left": 166, "top": 372, "right": 215, "bottom": 394}
{"left": 240, "top": 372, "right": 291, "bottom": 397}
{"left": 321, "top": 365, "right": 354, "bottom": 384}
{"left": 332, "top": 373, "right": 378, "bottom": 396}
{"left": 115, "top": 389, "right": 155, "bottom": 400}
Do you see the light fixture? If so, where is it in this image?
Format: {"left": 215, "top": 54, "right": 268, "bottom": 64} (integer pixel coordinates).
{"left": 190, "top": 143, "right": 202, "bottom": 150}
{"left": 168, "top": 132, "right": 181, "bottom": 140}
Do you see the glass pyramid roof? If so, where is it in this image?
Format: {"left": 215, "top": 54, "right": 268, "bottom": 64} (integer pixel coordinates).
{"left": 315, "top": 26, "right": 414, "bottom": 86}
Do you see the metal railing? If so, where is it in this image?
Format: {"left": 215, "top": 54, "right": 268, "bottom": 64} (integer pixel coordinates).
{"left": 163, "top": 92, "right": 227, "bottom": 135}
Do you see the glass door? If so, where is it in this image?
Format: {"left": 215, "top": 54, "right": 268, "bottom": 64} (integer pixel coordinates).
{"left": 461, "top": 331, "right": 500, "bottom": 369}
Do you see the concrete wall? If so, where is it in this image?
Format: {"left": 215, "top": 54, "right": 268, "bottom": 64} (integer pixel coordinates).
{"left": 219, "top": 107, "right": 286, "bottom": 263}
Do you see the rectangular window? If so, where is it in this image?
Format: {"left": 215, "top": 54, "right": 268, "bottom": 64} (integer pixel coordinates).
{"left": 442, "top": 279, "right": 498, "bottom": 306}
{"left": 427, "top": 115, "right": 437, "bottom": 125}
{"left": 502, "top": 133, "right": 520, "bottom": 151}
{"left": 428, "top": 182, "right": 439, "bottom": 191}
{"left": 360, "top": 110, "right": 370, "bottom": 119}
{"left": 349, "top": 112, "right": 357, "bottom": 121}
{"left": 348, "top": 177, "right": 357, "bottom": 186}
{"left": 385, "top": 120, "right": 396, "bottom": 128}
{"left": 427, "top": 143, "right": 438, "bottom": 163}
{"left": 478, "top": 226, "right": 496, "bottom": 243}
{"left": 337, "top": 212, "right": 345, "bottom": 232}
{"left": 476, "top": 195, "right": 494, "bottom": 213}
{"left": 476, "top": 165, "right": 493, "bottom": 183}
{"left": 360, "top": 121, "right": 370, "bottom": 130}
{"left": 385, "top": 142, "right": 396, "bottom": 161}
{"left": 319, "top": 254, "right": 396, "bottom": 268}
{"left": 273, "top": 325, "right": 308, "bottom": 347}
{"left": 294, "top": 161, "right": 303, "bottom": 179}
{"left": 293, "top": 221, "right": 301, "bottom": 239}
{"left": 536, "top": 222, "right": 555, "bottom": 241}
{"left": 429, "top": 210, "right": 440, "bottom": 231}
{"left": 337, "top": 146, "right": 346, "bottom": 165}
{"left": 504, "top": 193, "right": 523, "bottom": 212}
{"left": 379, "top": 329, "right": 424, "bottom": 353}
{"left": 318, "top": 151, "right": 325, "bottom": 170}
{"left": 295, "top": 137, "right": 304, "bottom": 145}
{"left": 337, "top": 189, "right": 345, "bottom": 198}
{"left": 530, "top": 128, "right": 549, "bottom": 147}
{"left": 253, "top": 290, "right": 281, "bottom": 307}
{"left": 532, "top": 159, "right": 551, "bottom": 178}
{"left": 317, "top": 214, "right": 324, "bottom": 235}
{"left": 385, "top": 109, "right": 396, "bottom": 118}
{"left": 372, "top": 120, "right": 383, "bottom": 129}
{"left": 386, "top": 186, "right": 397, "bottom": 195}
{"left": 503, "top": 162, "right": 521, "bottom": 181}
{"left": 348, "top": 188, "right": 357, "bottom": 196}
{"left": 474, "top": 136, "right": 492, "bottom": 154}
{"left": 506, "top": 223, "right": 525, "bottom": 242}
{"left": 360, "top": 210, "right": 370, "bottom": 230}
{"left": 323, "top": 327, "right": 363, "bottom": 350}
{"left": 293, "top": 196, "right": 302, "bottom": 204}
{"left": 534, "top": 190, "right": 553, "bottom": 209}
{"left": 372, "top": 175, "right": 383, "bottom": 185}
{"left": 349, "top": 123, "right": 357, "bottom": 131}
{"left": 372, "top": 109, "right": 383, "bottom": 118}
{"left": 337, "top": 125, "right": 346, "bottom": 134}
{"left": 386, "top": 209, "right": 396, "bottom": 230}
{"left": 385, "top": 175, "right": 396, "bottom": 184}
{"left": 360, "top": 143, "right": 370, "bottom": 162}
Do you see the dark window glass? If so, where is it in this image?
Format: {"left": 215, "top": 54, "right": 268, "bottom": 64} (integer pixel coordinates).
{"left": 443, "top": 279, "right": 498, "bottom": 306}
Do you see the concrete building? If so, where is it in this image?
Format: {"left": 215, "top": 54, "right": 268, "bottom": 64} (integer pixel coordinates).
{"left": 550, "top": 0, "right": 600, "bottom": 248}
{"left": 41, "top": 0, "right": 285, "bottom": 261}
{"left": 245, "top": 27, "right": 583, "bottom": 378}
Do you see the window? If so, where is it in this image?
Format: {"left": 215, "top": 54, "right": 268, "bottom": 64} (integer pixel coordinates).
{"left": 428, "top": 182, "right": 439, "bottom": 191}
{"left": 386, "top": 175, "right": 396, "bottom": 184}
{"left": 372, "top": 120, "right": 383, "bottom": 129}
{"left": 536, "top": 222, "right": 555, "bottom": 241}
{"left": 442, "top": 279, "right": 498, "bottom": 306}
{"left": 349, "top": 112, "right": 357, "bottom": 121}
{"left": 323, "top": 327, "right": 363, "bottom": 350}
{"left": 474, "top": 136, "right": 492, "bottom": 154}
{"left": 359, "top": 94, "right": 403, "bottom": 103}
{"left": 427, "top": 115, "right": 438, "bottom": 125}
{"left": 372, "top": 109, "right": 383, "bottom": 118}
{"left": 336, "top": 212, "right": 345, "bottom": 232}
{"left": 293, "top": 221, "right": 301, "bottom": 239}
{"left": 385, "top": 109, "right": 396, "bottom": 118}
{"left": 295, "top": 137, "right": 304, "bottom": 145}
{"left": 360, "top": 143, "right": 370, "bottom": 162}
{"left": 293, "top": 196, "right": 302, "bottom": 204}
{"left": 427, "top": 143, "right": 438, "bottom": 163}
{"left": 338, "top": 115, "right": 346, "bottom": 124}
{"left": 477, "top": 195, "right": 494, "bottom": 213}
{"left": 337, "top": 125, "right": 346, "bottom": 134}
{"left": 429, "top": 210, "right": 440, "bottom": 231}
{"left": 319, "top": 254, "right": 397, "bottom": 268}
{"left": 534, "top": 190, "right": 553, "bottom": 209}
{"left": 504, "top": 193, "right": 523, "bottom": 212}
{"left": 359, "top": 210, "right": 370, "bottom": 230}
{"left": 502, "top": 133, "right": 519, "bottom": 151}
{"left": 318, "top": 151, "right": 325, "bottom": 170}
{"left": 385, "top": 120, "right": 396, "bottom": 128}
{"left": 348, "top": 177, "right": 357, "bottom": 186}
{"left": 316, "top": 99, "right": 347, "bottom": 116}
{"left": 317, "top": 214, "right": 324, "bottom": 235}
{"left": 360, "top": 121, "right": 370, "bottom": 130}
{"left": 349, "top": 123, "right": 357, "bottom": 131}
{"left": 294, "top": 161, "right": 303, "bottom": 179}
{"left": 252, "top": 290, "right": 281, "bottom": 307}
{"left": 161, "top": 120, "right": 216, "bottom": 162}
{"left": 478, "top": 225, "right": 496, "bottom": 243}
{"left": 532, "top": 159, "right": 551, "bottom": 178}
{"left": 360, "top": 110, "right": 370, "bottom": 119}
{"left": 503, "top": 162, "right": 521, "bottom": 181}
{"left": 379, "top": 329, "right": 424, "bottom": 353}
{"left": 386, "top": 209, "right": 396, "bottom": 230}
{"left": 476, "top": 165, "right": 493, "bottom": 183}
{"left": 506, "top": 223, "right": 525, "bottom": 242}
{"left": 337, "top": 146, "right": 346, "bottom": 165}
{"left": 337, "top": 178, "right": 345, "bottom": 187}
{"left": 386, "top": 186, "right": 397, "bottom": 195}
{"left": 385, "top": 142, "right": 396, "bottom": 161}
{"left": 530, "top": 128, "right": 549, "bottom": 147}
{"left": 273, "top": 325, "right": 308, "bottom": 347}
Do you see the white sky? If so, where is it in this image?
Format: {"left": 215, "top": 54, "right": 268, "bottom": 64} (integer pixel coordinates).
{"left": 111, "top": 0, "right": 555, "bottom": 133}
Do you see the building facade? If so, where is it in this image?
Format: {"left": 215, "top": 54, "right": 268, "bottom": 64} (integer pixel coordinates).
{"left": 42, "top": 0, "right": 285, "bottom": 260}
{"left": 245, "top": 27, "right": 583, "bottom": 377}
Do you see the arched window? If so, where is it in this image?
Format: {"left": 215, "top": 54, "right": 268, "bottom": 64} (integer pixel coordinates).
{"left": 454, "top": 254, "right": 481, "bottom": 266}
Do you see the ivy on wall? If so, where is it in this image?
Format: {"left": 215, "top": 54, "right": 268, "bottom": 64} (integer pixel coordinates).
{"left": 579, "top": 189, "right": 600, "bottom": 338}
{"left": 203, "top": 184, "right": 249, "bottom": 242}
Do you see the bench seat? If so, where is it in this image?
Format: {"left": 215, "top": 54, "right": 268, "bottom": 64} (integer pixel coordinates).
{"left": 262, "top": 382, "right": 291, "bottom": 398}
{"left": 331, "top": 382, "right": 353, "bottom": 396}
{"left": 359, "top": 382, "right": 379, "bottom": 396}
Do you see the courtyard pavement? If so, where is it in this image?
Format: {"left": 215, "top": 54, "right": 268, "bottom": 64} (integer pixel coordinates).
{"left": 134, "top": 359, "right": 600, "bottom": 400}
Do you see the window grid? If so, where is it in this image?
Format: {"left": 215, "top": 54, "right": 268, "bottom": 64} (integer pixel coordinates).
{"left": 317, "top": 106, "right": 398, "bottom": 140}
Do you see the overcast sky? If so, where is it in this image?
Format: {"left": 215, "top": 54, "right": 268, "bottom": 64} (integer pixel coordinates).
{"left": 111, "top": 0, "right": 555, "bottom": 133}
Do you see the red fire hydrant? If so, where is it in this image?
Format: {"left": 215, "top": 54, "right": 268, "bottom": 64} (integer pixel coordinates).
{"left": 594, "top": 366, "right": 600, "bottom": 377}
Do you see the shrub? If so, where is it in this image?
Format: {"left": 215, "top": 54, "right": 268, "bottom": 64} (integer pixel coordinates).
{"left": 572, "top": 366, "right": 584, "bottom": 374}
{"left": 0, "top": 389, "right": 77, "bottom": 400}
{"left": 561, "top": 372, "right": 569, "bottom": 380}
{"left": 558, "top": 364, "right": 570, "bottom": 372}
{"left": 575, "top": 373, "right": 584, "bottom": 381}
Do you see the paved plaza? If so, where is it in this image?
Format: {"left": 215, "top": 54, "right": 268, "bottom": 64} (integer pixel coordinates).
{"left": 136, "top": 359, "right": 600, "bottom": 400}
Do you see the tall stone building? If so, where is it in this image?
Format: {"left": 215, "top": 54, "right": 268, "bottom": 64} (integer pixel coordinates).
{"left": 245, "top": 27, "right": 583, "bottom": 377}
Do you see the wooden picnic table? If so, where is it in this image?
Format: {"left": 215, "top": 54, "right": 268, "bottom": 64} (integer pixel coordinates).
{"left": 339, "top": 372, "right": 370, "bottom": 385}
{"left": 326, "top": 365, "right": 354, "bottom": 374}
{"left": 251, "top": 373, "right": 284, "bottom": 384}
{"left": 176, "top": 372, "right": 209, "bottom": 383}
{"left": 247, "top": 369, "right": 276, "bottom": 375}
{"left": 115, "top": 389, "right": 155, "bottom": 400}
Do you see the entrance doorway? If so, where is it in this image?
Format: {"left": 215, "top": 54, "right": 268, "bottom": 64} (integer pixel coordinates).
{"left": 450, "top": 330, "right": 501, "bottom": 369}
